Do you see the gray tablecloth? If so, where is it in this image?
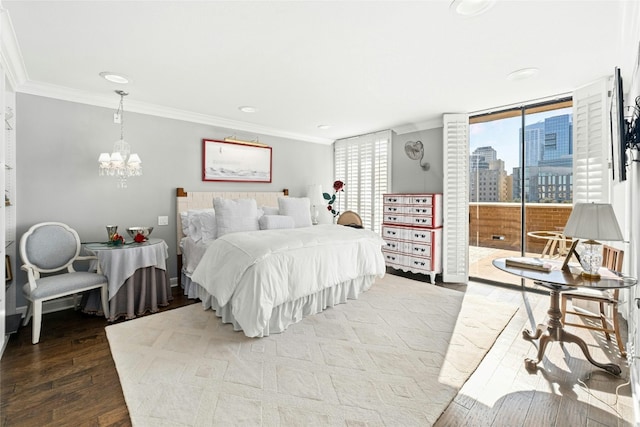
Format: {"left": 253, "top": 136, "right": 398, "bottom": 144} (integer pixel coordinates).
{"left": 81, "top": 266, "right": 172, "bottom": 321}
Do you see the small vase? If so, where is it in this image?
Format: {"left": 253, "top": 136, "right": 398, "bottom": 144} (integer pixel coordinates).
{"left": 106, "top": 225, "right": 118, "bottom": 241}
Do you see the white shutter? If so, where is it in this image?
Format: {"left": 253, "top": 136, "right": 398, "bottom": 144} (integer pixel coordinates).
{"left": 572, "top": 78, "right": 609, "bottom": 203}
{"left": 443, "top": 114, "right": 469, "bottom": 283}
{"left": 334, "top": 130, "right": 391, "bottom": 233}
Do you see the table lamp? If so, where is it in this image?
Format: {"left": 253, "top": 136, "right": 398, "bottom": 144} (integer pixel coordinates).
{"left": 306, "top": 184, "right": 324, "bottom": 225}
{"left": 562, "top": 202, "right": 623, "bottom": 279}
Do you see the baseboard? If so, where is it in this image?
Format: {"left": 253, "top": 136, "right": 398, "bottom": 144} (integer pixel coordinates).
{"left": 632, "top": 357, "right": 640, "bottom": 426}
{"left": 14, "top": 276, "right": 180, "bottom": 318}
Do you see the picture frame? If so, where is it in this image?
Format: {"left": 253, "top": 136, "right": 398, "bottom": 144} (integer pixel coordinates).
{"left": 5, "top": 255, "right": 11, "bottom": 282}
{"left": 202, "top": 139, "right": 272, "bottom": 183}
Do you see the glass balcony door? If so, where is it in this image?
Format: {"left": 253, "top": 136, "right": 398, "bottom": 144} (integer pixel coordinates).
{"left": 468, "top": 100, "right": 573, "bottom": 287}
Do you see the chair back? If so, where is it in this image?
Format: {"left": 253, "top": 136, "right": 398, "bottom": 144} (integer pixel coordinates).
{"left": 602, "top": 245, "right": 623, "bottom": 273}
{"left": 20, "top": 222, "right": 82, "bottom": 274}
{"left": 337, "top": 211, "right": 363, "bottom": 226}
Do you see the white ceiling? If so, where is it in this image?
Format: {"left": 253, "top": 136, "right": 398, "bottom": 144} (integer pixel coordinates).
{"left": 2, "top": 1, "right": 638, "bottom": 144}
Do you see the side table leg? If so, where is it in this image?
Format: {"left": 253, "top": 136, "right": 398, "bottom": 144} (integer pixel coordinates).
{"left": 523, "top": 324, "right": 546, "bottom": 341}
{"left": 561, "top": 329, "right": 621, "bottom": 376}
{"left": 521, "top": 286, "right": 622, "bottom": 375}
{"left": 524, "top": 327, "right": 555, "bottom": 371}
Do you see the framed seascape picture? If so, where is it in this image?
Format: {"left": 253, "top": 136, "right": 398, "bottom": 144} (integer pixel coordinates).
{"left": 202, "top": 139, "right": 272, "bottom": 183}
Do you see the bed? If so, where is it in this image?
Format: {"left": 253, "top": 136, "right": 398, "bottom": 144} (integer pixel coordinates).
{"left": 176, "top": 187, "right": 386, "bottom": 337}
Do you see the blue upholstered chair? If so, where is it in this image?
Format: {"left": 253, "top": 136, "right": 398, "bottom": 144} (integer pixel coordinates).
{"left": 20, "top": 222, "right": 109, "bottom": 344}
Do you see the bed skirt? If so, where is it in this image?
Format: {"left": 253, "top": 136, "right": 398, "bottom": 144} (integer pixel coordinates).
{"left": 182, "top": 274, "right": 377, "bottom": 337}
{"left": 181, "top": 270, "right": 202, "bottom": 300}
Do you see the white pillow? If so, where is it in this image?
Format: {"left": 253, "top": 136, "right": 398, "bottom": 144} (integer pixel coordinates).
{"left": 198, "top": 210, "right": 217, "bottom": 242}
{"left": 278, "top": 197, "right": 312, "bottom": 228}
{"left": 180, "top": 211, "right": 189, "bottom": 236}
{"left": 259, "top": 215, "right": 295, "bottom": 230}
{"left": 188, "top": 209, "right": 215, "bottom": 242}
{"left": 214, "top": 197, "right": 260, "bottom": 237}
{"left": 262, "top": 206, "right": 279, "bottom": 216}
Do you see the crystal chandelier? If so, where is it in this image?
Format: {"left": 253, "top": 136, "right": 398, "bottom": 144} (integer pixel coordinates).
{"left": 98, "top": 90, "right": 142, "bottom": 188}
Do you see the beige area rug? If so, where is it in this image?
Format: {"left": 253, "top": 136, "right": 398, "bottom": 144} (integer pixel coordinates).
{"left": 106, "top": 274, "right": 518, "bottom": 426}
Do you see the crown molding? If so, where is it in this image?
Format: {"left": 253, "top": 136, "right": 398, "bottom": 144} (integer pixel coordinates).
{"left": 0, "top": 7, "right": 28, "bottom": 91}
{"left": 0, "top": 6, "right": 333, "bottom": 146}
{"left": 16, "top": 81, "right": 335, "bottom": 145}
{"left": 392, "top": 117, "right": 443, "bottom": 135}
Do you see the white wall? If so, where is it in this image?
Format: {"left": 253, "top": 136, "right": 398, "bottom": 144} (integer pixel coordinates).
{"left": 15, "top": 93, "right": 334, "bottom": 308}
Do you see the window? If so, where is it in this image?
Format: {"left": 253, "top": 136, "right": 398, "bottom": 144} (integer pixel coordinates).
{"left": 333, "top": 130, "right": 391, "bottom": 233}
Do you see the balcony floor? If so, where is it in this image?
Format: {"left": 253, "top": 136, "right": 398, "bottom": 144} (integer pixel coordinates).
{"left": 469, "top": 245, "right": 552, "bottom": 290}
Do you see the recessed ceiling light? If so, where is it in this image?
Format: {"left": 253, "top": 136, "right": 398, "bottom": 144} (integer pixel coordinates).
{"left": 239, "top": 106, "right": 258, "bottom": 113}
{"left": 450, "top": 0, "right": 496, "bottom": 16}
{"left": 317, "top": 124, "right": 331, "bottom": 130}
{"left": 507, "top": 67, "right": 540, "bottom": 81}
{"left": 99, "top": 71, "right": 129, "bottom": 84}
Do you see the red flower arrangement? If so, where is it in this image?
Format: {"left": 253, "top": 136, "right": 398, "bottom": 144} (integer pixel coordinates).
{"left": 323, "top": 180, "right": 345, "bottom": 218}
{"left": 133, "top": 233, "right": 147, "bottom": 243}
{"left": 108, "top": 233, "right": 125, "bottom": 246}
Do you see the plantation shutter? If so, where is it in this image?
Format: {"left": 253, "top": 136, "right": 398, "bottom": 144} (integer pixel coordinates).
{"left": 572, "top": 78, "right": 609, "bottom": 203}
{"left": 442, "top": 114, "right": 469, "bottom": 283}
{"left": 334, "top": 130, "right": 391, "bottom": 233}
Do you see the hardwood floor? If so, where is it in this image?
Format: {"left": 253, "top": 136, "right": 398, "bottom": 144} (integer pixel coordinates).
{"left": 1, "top": 279, "right": 634, "bottom": 426}
{"left": 434, "top": 279, "right": 634, "bottom": 427}
{"left": 0, "top": 286, "right": 195, "bottom": 427}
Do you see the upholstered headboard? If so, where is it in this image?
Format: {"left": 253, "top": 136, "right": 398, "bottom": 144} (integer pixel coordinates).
{"left": 175, "top": 187, "right": 289, "bottom": 285}
{"left": 175, "top": 187, "right": 289, "bottom": 253}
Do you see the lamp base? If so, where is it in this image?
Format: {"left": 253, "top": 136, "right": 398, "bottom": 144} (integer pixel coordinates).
{"left": 580, "top": 271, "right": 601, "bottom": 280}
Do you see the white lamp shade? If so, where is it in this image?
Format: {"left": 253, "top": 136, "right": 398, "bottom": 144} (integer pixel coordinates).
{"left": 563, "top": 202, "right": 623, "bottom": 241}
{"left": 306, "top": 184, "right": 324, "bottom": 206}
{"left": 128, "top": 153, "right": 142, "bottom": 164}
{"left": 110, "top": 152, "right": 124, "bottom": 162}
{"left": 98, "top": 152, "right": 111, "bottom": 162}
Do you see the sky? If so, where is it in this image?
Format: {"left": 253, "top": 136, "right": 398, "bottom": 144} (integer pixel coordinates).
{"left": 469, "top": 107, "right": 572, "bottom": 173}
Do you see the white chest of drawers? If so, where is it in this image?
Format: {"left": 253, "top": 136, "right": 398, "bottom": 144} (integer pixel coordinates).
{"left": 381, "top": 193, "right": 443, "bottom": 283}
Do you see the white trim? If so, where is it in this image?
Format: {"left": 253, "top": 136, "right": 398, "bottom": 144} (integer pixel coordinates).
{"left": 442, "top": 113, "right": 469, "bottom": 283}
{"left": 16, "top": 81, "right": 334, "bottom": 145}
{"left": 0, "top": 8, "right": 28, "bottom": 90}
{"left": 393, "top": 117, "right": 443, "bottom": 135}
{"left": 15, "top": 276, "right": 178, "bottom": 317}
{"left": 0, "top": 8, "right": 334, "bottom": 145}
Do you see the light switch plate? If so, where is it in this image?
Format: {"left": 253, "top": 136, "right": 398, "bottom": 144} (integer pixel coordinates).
{"left": 158, "top": 216, "right": 169, "bottom": 226}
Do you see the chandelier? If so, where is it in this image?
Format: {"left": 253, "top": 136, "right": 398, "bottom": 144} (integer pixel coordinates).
{"left": 98, "top": 90, "right": 142, "bottom": 188}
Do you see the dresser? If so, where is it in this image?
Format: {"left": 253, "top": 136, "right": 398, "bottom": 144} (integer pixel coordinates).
{"left": 381, "top": 193, "right": 443, "bottom": 283}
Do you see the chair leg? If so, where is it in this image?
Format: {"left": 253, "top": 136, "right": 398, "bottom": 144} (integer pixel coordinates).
{"left": 32, "top": 300, "right": 43, "bottom": 345}
{"left": 100, "top": 285, "right": 110, "bottom": 320}
{"left": 599, "top": 301, "right": 611, "bottom": 341}
{"left": 612, "top": 304, "right": 626, "bottom": 358}
{"left": 23, "top": 302, "right": 33, "bottom": 326}
{"left": 560, "top": 294, "right": 569, "bottom": 324}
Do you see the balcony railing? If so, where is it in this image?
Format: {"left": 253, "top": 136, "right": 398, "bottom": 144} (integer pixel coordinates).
{"left": 469, "top": 202, "right": 573, "bottom": 288}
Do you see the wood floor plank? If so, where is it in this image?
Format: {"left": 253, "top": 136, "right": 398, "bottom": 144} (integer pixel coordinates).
{"left": 433, "top": 400, "right": 469, "bottom": 427}
{"left": 1, "top": 286, "right": 192, "bottom": 427}
{"left": 523, "top": 389, "right": 562, "bottom": 427}
{"left": 435, "top": 279, "right": 633, "bottom": 427}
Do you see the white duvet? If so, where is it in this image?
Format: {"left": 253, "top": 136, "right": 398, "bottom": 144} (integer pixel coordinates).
{"left": 191, "top": 224, "right": 386, "bottom": 336}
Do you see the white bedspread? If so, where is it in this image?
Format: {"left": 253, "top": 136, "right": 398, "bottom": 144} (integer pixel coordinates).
{"left": 191, "top": 224, "right": 386, "bottom": 336}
